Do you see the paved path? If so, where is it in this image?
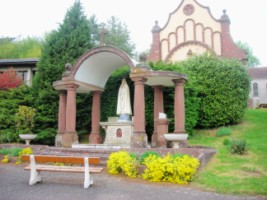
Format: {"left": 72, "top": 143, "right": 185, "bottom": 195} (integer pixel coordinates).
{"left": 0, "top": 164, "right": 264, "bottom": 200}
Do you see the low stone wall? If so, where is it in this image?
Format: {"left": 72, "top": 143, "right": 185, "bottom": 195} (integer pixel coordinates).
{"left": 0, "top": 143, "right": 216, "bottom": 168}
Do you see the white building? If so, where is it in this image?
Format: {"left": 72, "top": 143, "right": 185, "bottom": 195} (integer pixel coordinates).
{"left": 248, "top": 67, "right": 267, "bottom": 108}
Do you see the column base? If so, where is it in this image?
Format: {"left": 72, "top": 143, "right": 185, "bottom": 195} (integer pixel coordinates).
{"left": 59, "top": 131, "right": 79, "bottom": 148}
{"left": 151, "top": 132, "right": 157, "bottom": 148}
{"left": 130, "top": 131, "right": 148, "bottom": 148}
{"left": 89, "top": 132, "right": 103, "bottom": 144}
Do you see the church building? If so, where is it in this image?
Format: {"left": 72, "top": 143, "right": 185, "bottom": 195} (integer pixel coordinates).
{"left": 148, "top": 0, "right": 246, "bottom": 63}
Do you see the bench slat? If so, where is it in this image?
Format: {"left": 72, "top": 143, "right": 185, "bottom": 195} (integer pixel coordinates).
{"left": 24, "top": 165, "right": 103, "bottom": 173}
{"left": 22, "top": 155, "right": 100, "bottom": 165}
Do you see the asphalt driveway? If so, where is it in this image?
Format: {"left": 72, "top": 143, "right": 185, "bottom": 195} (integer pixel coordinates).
{"left": 0, "top": 164, "right": 264, "bottom": 200}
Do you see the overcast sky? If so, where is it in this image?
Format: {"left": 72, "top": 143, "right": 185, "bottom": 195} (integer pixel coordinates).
{"left": 0, "top": 0, "right": 266, "bottom": 66}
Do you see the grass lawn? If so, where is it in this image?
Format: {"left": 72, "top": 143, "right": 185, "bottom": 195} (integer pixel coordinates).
{"left": 189, "top": 109, "right": 267, "bottom": 196}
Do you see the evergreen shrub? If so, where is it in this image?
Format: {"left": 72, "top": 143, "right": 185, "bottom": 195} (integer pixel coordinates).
{"left": 179, "top": 53, "right": 250, "bottom": 128}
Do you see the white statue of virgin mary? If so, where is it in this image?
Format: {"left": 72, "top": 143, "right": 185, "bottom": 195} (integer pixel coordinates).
{"left": 116, "top": 79, "right": 132, "bottom": 121}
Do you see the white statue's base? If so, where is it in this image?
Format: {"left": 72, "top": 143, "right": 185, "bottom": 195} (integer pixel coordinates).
{"left": 100, "top": 117, "right": 133, "bottom": 148}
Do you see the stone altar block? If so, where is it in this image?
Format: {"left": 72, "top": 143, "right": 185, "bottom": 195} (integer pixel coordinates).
{"left": 100, "top": 117, "right": 133, "bottom": 147}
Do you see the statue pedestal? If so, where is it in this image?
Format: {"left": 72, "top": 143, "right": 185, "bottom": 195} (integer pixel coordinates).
{"left": 100, "top": 117, "right": 133, "bottom": 148}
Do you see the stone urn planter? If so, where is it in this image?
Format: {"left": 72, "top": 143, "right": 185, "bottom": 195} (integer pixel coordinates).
{"left": 19, "top": 134, "right": 37, "bottom": 145}
{"left": 164, "top": 133, "right": 188, "bottom": 148}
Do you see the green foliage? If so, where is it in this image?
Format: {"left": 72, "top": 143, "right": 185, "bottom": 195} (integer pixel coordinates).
{"left": 179, "top": 53, "right": 250, "bottom": 128}
{"left": 142, "top": 154, "right": 200, "bottom": 184}
{"left": 31, "top": 1, "right": 92, "bottom": 145}
{"left": 0, "top": 85, "right": 34, "bottom": 143}
{"left": 150, "top": 61, "right": 200, "bottom": 135}
{"left": 107, "top": 151, "right": 138, "bottom": 177}
{"left": 0, "top": 37, "right": 43, "bottom": 58}
{"left": 0, "top": 148, "right": 22, "bottom": 156}
{"left": 139, "top": 151, "right": 161, "bottom": 164}
{"left": 15, "top": 106, "right": 36, "bottom": 134}
{"left": 222, "top": 138, "right": 230, "bottom": 146}
{"left": 104, "top": 16, "right": 136, "bottom": 57}
{"left": 227, "top": 139, "right": 249, "bottom": 155}
{"left": 172, "top": 153, "right": 186, "bottom": 159}
{"left": 236, "top": 41, "right": 260, "bottom": 67}
{"left": 216, "top": 127, "right": 232, "bottom": 137}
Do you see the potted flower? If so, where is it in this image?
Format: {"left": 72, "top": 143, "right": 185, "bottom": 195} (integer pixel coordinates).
{"left": 15, "top": 106, "right": 37, "bottom": 145}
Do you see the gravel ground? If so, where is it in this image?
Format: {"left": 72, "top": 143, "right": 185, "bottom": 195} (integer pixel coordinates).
{"left": 0, "top": 164, "right": 265, "bottom": 200}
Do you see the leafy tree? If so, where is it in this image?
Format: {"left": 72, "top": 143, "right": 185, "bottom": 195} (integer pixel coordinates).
{"left": 0, "top": 68, "right": 22, "bottom": 89}
{"left": 179, "top": 53, "right": 250, "bottom": 128}
{"left": 32, "top": 0, "right": 93, "bottom": 145}
{"left": 103, "top": 16, "right": 136, "bottom": 57}
{"left": 236, "top": 41, "right": 260, "bottom": 67}
{"left": 0, "top": 37, "right": 43, "bottom": 58}
{"left": 88, "top": 15, "right": 100, "bottom": 47}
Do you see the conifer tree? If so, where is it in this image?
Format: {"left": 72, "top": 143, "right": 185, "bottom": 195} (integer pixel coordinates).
{"left": 32, "top": 0, "right": 92, "bottom": 144}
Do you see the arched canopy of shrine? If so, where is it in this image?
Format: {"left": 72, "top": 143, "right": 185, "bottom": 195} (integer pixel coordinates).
{"left": 53, "top": 46, "right": 136, "bottom": 93}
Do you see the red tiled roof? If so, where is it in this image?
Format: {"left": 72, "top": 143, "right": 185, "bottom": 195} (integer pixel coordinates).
{"left": 248, "top": 67, "right": 267, "bottom": 79}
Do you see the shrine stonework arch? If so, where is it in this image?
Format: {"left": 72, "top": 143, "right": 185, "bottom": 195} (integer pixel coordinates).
{"left": 70, "top": 46, "right": 135, "bottom": 90}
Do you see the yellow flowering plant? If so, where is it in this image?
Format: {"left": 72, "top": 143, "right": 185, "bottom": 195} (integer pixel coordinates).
{"left": 107, "top": 151, "right": 138, "bottom": 178}
{"left": 15, "top": 147, "right": 33, "bottom": 164}
{"left": 142, "top": 154, "right": 200, "bottom": 184}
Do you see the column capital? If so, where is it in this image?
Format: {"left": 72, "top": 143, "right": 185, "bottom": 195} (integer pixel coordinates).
{"left": 66, "top": 83, "right": 79, "bottom": 91}
{"left": 172, "top": 79, "right": 187, "bottom": 86}
{"left": 130, "top": 76, "right": 147, "bottom": 85}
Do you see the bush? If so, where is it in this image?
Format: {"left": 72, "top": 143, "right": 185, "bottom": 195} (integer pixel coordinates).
{"left": 227, "top": 139, "right": 249, "bottom": 155}
{"left": 107, "top": 151, "right": 138, "bottom": 177}
{"left": 0, "top": 147, "right": 22, "bottom": 156}
{"left": 180, "top": 53, "right": 250, "bottom": 128}
{"left": 139, "top": 151, "right": 161, "bottom": 164}
{"left": 142, "top": 154, "right": 200, "bottom": 184}
{"left": 216, "top": 127, "right": 232, "bottom": 137}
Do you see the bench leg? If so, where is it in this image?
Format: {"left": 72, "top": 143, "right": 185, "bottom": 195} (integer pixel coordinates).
{"left": 84, "top": 157, "right": 93, "bottom": 189}
{"left": 29, "top": 155, "right": 42, "bottom": 185}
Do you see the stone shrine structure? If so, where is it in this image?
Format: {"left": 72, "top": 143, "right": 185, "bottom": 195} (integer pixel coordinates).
{"left": 53, "top": 46, "right": 188, "bottom": 148}
{"left": 148, "top": 0, "right": 246, "bottom": 63}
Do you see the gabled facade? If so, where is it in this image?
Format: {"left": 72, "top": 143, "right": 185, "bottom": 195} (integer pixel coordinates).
{"left": 148, "top": 0, "right": 246, "bottom": 63}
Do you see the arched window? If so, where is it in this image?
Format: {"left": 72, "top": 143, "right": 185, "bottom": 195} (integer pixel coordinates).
{"left": 253, "top": 82, "right": 259, "bottom": 97}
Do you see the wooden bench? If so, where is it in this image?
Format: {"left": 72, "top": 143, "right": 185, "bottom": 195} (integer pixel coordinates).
{"left": 22, "top": 155, "right": 103, "bottom": 189}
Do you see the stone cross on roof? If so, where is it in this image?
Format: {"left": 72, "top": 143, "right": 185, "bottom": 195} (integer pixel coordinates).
{"left": 99, "top": 28, "right": 108, "bottom": 46}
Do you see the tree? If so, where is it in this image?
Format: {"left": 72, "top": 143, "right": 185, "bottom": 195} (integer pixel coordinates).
{"left": 0, "top": 37, "right": 43, "bottom": 59}
{"left": 236, "top": 41, "right": 260, "bottom": 67}
{"left": 32, "top": 0, "right": 93, "bottom": 145}
{"left": 0, "top": 67, "right": 22, "bottom": 89}
{"left": 103, "top": 16, "right": 136, "bottom": 57}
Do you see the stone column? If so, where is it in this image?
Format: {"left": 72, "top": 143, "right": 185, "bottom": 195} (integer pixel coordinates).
{"left": 130, "top": 77, "right": 147, "bottom": 148}
{"left": 151, "top": 86, "right": 164, "bottom": 147}
{"left": 173, "top": 79, "right": 186, "bottom": 134}
{"left": 62, "top": 84, "right": 79, "bottom": 147}
{"left": 55, "top": 90, "right": 67, "bottom": 147}
{"left": 89, "top": 91, "right": 102, "bottom": 144}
